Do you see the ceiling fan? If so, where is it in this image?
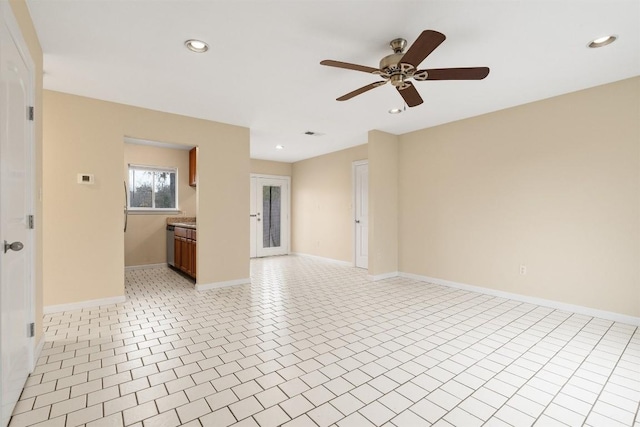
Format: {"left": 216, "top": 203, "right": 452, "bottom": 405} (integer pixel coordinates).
{"left": 320, "top": 30, "right": 490, "bottom": 107}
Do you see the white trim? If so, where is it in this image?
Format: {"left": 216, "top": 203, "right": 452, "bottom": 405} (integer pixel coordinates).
{"left": 368, "top": 271, "right": 399, "bottom": 281}
{"left": 128, "top": 163, "right": 178, "bottom": 173}
{"left": 352, "top": 159, "right": 368, "bottom": 268}
{"left": 196, "top": 278, "right": 251, "bottom": 291}
{"left": 291, "top": 252, "right": 352, "bottom": 267}
{"left": 43, "top": 296, "right": 127, "bottom": 315}
{"left": 32, "top": 335, "right": 45, "bottom": 371}
{"left": 250, "top": 173, "right": 291, "bottom": 179}
{"left": 250, "top": 174, "right": 291, "bottom": 257}
{"left": 125, "top": 263, "right": 167, "bottom": 271}
{"left": 400, "top": 272, "right": 640, "bottom": 326}
{"left": 128, "top": 209, "right": 181, "bottom": 215}
{"left": 0, "top": 3, "right": 36, "bottom": 71}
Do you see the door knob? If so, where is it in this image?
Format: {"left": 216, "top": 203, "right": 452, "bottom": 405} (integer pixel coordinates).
{"left": 355, "top": 220, "right": 360, "bottom": 223}
{"left": 4, "top": 240, "right": 24, "bottom": 253}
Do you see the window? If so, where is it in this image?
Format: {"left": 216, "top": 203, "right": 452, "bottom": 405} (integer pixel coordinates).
{"left": 128, "top": 165, "right": 178, "bottom": 211}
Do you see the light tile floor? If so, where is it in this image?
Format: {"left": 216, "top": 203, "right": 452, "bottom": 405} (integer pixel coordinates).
{"left": 10, "top": 256, "right": 640, "bottom": 427}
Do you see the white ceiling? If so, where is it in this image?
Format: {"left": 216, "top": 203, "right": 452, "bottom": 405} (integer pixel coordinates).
{"left": 27, "top": 0, "right": 640, "bottom": 163}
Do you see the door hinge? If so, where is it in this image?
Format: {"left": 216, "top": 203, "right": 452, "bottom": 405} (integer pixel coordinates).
{"left": 28, "top": 106, "right": 34, "bottom": 121}
{"left": 28, "top": 322, "right": 35, "bottom": 338}
{"left": 28, "top": 215, "right": 34, "bottom": 229}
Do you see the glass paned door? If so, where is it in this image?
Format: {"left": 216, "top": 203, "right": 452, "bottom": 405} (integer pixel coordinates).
{"left": 263, "top": 185, "right": 281, "bottom": 248}
{"left": 251, "top": 176, "right": 289, "bottom": 258}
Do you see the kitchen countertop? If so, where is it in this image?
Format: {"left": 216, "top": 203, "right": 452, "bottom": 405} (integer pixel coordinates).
{"left": 167, "top": 217, "right": 196, "bottom": 229}
{"left": 171, "top": 222, "right": 196, "bottom": 229}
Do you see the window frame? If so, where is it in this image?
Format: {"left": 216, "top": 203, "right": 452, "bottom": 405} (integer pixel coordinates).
{"left": 127, "top": 164, "right": 180, "bottom": 213}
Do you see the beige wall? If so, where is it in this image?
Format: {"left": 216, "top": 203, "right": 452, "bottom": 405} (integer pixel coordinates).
{"left": 398, "top": 77, "right": 640, "bottom": 317}
{"left": 368, "top": 131, "right": 399, "bottom": 277}
{"left": 124, "top": 144, "right": 196, "bottom": 267}
{"left": 43, "top": 90, "right": 249, "bottom": 306}
{"left": 291, "top": 144, "right": 367, "bottom": 262}
{"left": 9, "top": 0, "right": 44, "bottom": 341}
{"left": 251, "top": 159, "right": 292, "bottom": 176}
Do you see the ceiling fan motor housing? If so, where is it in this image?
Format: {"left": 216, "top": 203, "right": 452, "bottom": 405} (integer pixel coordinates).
{"left": 380, "top": 52, "right": 417, "bottom": 87}
{"left": 379, "top": 53, "right": 404, "bottom": 74}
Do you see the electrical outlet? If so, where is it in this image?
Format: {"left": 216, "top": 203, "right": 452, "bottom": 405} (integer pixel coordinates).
{"left": 519, "top": 265, "right": 527, "bottom": 275}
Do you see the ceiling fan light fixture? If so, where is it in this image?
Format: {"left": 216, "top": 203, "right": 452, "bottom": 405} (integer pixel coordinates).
{"left": 185, "top": 39, "right": 209, "bottom": 53}
{"left": 275, "top": 144, "right": 284, "bottom": 150}
{"left": 389, "top": 74, "right": 405, "bottom": 87}
{"left": 388, "top": 108, "right": 402, "bottom": 114}
{"left": 588, "top": 35, "right": 617, "bottom": 48}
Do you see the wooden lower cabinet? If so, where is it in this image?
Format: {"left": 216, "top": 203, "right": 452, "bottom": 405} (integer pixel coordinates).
{"left": 190, "top": 230, "right": 197, "bottom": 277}
{"left": 174, "top": 227, "right": 196, "bottom": 279}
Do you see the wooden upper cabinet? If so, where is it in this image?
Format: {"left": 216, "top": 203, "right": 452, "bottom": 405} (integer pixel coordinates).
{"left": 189, "top": 147, "right": 197, "bottom": 187}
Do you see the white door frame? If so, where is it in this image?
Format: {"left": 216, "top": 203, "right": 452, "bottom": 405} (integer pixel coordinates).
{"left": 250, "top": 174, "right": 291, "bottom": 257}
{"left": 352, "top": 160, "right": 368, "bottom": 268}
{"left": 0, "top": 0, "right": 37, "bottom": 422}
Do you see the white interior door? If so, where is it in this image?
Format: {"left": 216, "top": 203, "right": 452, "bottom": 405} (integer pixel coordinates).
{"left": 353, "top": 161, "right": 368, "bottom": 269}
{"left": 249, "top": 176, "right": 257, "bottom": 258}
{"left": 0, "top": 6, "right": 34, "bottom": 426}
{"left": 250, "top": 176, "right": 289, "bottom": 258}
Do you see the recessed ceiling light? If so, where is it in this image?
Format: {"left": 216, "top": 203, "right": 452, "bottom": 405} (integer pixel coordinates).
{"left": 185, "top": 39, "right": 209, "bottom": 53}
{"left": 388, "top": 108, "right": 403, "bottom": 114}
{"left": 588, "top": 35, "right": 617, "bottom": 48}
{"left": 275, "top": 145, "right": 284, "bottom": 150}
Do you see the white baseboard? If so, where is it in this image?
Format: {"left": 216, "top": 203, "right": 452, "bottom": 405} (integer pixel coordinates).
{"left": 125, "top": 263, "right": 167, "bottom": 271}
{"left": 291, "top": 252, "right": 353, "bottom": 267}
{"left": 400, "top": 272, "right": 640, "bottom": 326}
{"left": 44, "top": 295, "right": 127, "bottom": 315}
{"left": 196, "top": 278, "right": 251, "bottom": 291}
{"left": 368, "top": 271, "right": 399, "bottom": 281}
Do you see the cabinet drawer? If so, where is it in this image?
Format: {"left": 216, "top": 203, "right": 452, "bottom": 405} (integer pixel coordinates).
{"left": 175, "top": 227, "right": 188, "bottom": 238}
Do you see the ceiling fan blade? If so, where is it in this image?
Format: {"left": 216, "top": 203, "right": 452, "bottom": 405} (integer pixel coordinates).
{"left": 397, "top": 82, "right": 423, "bottom": 107}
{"left": 415, "top": 67, "right": 490, "bottom": 81}
{"left": 320, "top": 60, "right": 381, "bottom": 74}
{"left": 400, "top": 30, "right": 446, "bottom": 67}
{"left": 337, "top": 81, "right": 387, "bottom": 101}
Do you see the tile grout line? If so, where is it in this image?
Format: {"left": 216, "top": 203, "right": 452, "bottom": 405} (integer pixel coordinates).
{"left": 580, "top": 324, "right": 638, "bottom": 426}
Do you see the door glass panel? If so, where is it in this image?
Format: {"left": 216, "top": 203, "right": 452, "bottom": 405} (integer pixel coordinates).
{"left": 263, "top": 186, "right": 281, "bottom": 248}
